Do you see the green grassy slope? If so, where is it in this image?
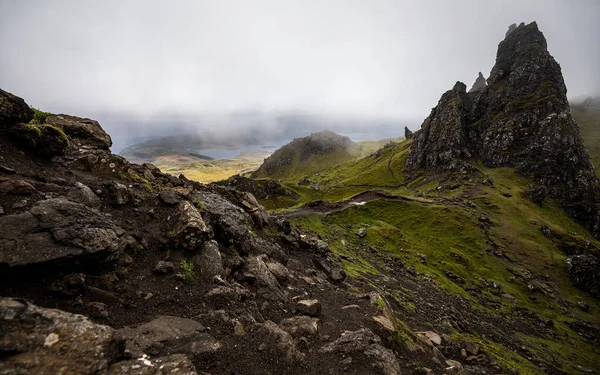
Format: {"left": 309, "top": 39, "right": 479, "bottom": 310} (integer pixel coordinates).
{"left": 251, "top": 130, "right": 361, "bottom": 181}
{"left": 290, "top": 165, "right": 600, "bottom": 374}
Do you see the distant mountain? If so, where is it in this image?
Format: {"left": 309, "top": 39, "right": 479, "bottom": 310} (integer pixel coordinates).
{"left": 251, "top": 130, "right": 361, "bottom": 180}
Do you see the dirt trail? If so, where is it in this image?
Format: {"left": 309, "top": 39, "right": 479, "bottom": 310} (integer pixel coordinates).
{"left": 387, "top": 151, "right": 402, "bottom": 186}
{"left": 279, "top": 190, "right": 433, "bottom": 218}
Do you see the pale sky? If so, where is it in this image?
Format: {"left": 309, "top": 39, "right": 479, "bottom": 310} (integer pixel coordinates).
{"left": 1, "top": 0, "right": 599, "bottom": 150}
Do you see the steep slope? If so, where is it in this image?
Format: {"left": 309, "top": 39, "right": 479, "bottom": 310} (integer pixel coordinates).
{"left": 251, "top": 130, "right": 360, "bottom": 180}
{"left": 406, "top": 22, "right": 600, "bottom": 238}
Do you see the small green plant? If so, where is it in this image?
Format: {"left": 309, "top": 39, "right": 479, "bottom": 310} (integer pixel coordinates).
{"left": 180, "top": 259, "right": 194, "bottom": 282}
{"left": 193, "top": 199, "right": 205, "bottom": 210}
{"left": 30, "top": 108, "right": 50, "bottom": 124}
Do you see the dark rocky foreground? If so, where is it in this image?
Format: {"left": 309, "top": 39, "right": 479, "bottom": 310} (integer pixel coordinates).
{"left": 406, "top": 22, "right": 600, "bottom": 239}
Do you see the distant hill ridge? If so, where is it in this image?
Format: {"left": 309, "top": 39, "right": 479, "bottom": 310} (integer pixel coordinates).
{"left": 251, "top": 130, "right": 359, "bottom": 180}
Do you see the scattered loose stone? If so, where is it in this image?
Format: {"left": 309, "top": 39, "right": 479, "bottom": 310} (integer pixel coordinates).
{"left": 153, "top": 260, "right": 175, "bottom": 274}
{"left": 296, "top": 299, "right": 322, "bottom": 317}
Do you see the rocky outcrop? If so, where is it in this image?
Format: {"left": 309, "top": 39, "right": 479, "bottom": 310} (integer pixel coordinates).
{"left": 406, "top": 22, "right": 600, "bottom": 237}
{"left": 0, "top": 198, "right": 125, "bottom": 268}
{"left": 469, "top": 72, "right": 487, "bottom": 93}
{"left": 404, "top": 126, "right": 414, "bottom": 140}
{"left": 0, "top": 89, "right": 33, "bottom": 127}
{"left": 45, "top": 114, "right": 112, "bottom": 150}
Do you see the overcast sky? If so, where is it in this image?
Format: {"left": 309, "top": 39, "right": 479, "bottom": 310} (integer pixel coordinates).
{"left": 1, "top": 0, "right": 599, "bottom": 150}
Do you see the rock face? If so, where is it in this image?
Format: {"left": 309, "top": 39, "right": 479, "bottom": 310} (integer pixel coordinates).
{"left": 468, "top": 72, "right": 487, "bottom": 93}
{"left": 406, "top": 22, "right": 600, "bottom": 237}
{"left": 0, "top": 89, "right": 33, "bottom": 126}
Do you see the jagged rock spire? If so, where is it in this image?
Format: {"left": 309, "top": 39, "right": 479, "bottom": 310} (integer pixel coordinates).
{"left": 406, "top": 22, "right": 600, "bottom": 237}
{"left": 468, "top": 72, "right": 487, "bottom": 93}
{"left": 404, "top": 126, "right": 414, "bottom": 140}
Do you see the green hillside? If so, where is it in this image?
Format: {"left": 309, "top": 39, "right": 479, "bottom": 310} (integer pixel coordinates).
{"left": 251, "top": 130, "right": 361, "bottom": 180}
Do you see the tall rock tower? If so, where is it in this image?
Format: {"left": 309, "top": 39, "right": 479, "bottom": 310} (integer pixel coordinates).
{"left": 406, "top": 22, "right": 600, "bottom": 237}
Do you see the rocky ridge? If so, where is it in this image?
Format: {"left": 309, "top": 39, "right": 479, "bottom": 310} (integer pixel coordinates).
{"left": 406, "top": 22, "right": 600, "bottom": 239}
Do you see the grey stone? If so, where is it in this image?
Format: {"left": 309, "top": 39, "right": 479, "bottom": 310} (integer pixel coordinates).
{"left": 170, "top": 201, "right": 211, "bottom": 251}
{"left": 242, "top": 255, "right": 287, "bottom": 301}
{"left": 104, "top": 354, "right": 198, "bottom": 375}
{"left": 106, "top": 181, "right": 130, "bottom": 206}
{"left": 67, "top": 182, "right": 101, "bottom": 208}
{"left": 116, "top": 316, "right": 219, "bottom": 358}
{"left": 256, "top": 321, "right": 304, "bottom": 362}
{"left": 266, "top": 261, "right": 290, "bottom": 283}
{"left": 279, "top": 316, "right": 320, "bottom": 338}
{"left": 193, "top": 240, "right": 224, "bottom": 280}
{"left": 320, "top": 328, "right": 400, "bottom": 375}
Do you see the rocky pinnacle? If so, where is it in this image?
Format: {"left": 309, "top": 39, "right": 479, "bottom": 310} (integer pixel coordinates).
{"left": 406, "top": 22, "right": 600, "bottom": 237}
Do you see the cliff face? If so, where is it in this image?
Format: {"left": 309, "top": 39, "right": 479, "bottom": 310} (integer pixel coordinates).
{"left": 406, "top": 22, "right": 600, "bottom": 237}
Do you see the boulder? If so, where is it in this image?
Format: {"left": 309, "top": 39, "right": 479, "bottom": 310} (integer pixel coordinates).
{"left": 0, "top": 298, "right": 123, "bottom": 375}
{"left": 67, "top": 182, "right": 102, "bottom": 208}
{"left": 319, "top": 328, "right": 401, "bottom": 375}
{"left": 193, "top": 240, "right": 224, "bottom": 280}
{"left": 45, "top": 114, "right": 112, "bottom": 150}
{"left": 205, "top": 284, "right": 251, "bottom": 307}
{"left": 0, "top": 89, "right": 33, "bottom": 126}
{"left": 104, "top": 354, "right": 198, "bottom": 375}
{"left": 153, "top": 261, "right": 175, "bottom": 274}
{"left": 296, "top": 299, "right": 322, "bottom": 317}
{"left": 0, "top": 198, "right": 124, "bottom": 268}
{"left": 241, "top": 255, "right": 287, "bottom": 301}
{"left": 279, "top": 316, "right": 320, "bottom": 338}
{"left": 255, "top": 321, "right": 304, "bottom": 362}
{"left": 105, "top": 181, "right": 130, "bottom": 206}
{"left": 312, "top": 255, "right": 346, "bottom": 283}
{"left": 265, "top": 261, "right": 290, "bottom": 283}
{"left": 116, "top": 316, "right": 220, "bottom": 358}
{"left": 170, "top": 201, "right": 211, "bottom": 251}
{"left": 158, "top": 190, "right": 182, "bottom": 205}
{"left": 0, "top": 179, "right": 36, "bottom": 195}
